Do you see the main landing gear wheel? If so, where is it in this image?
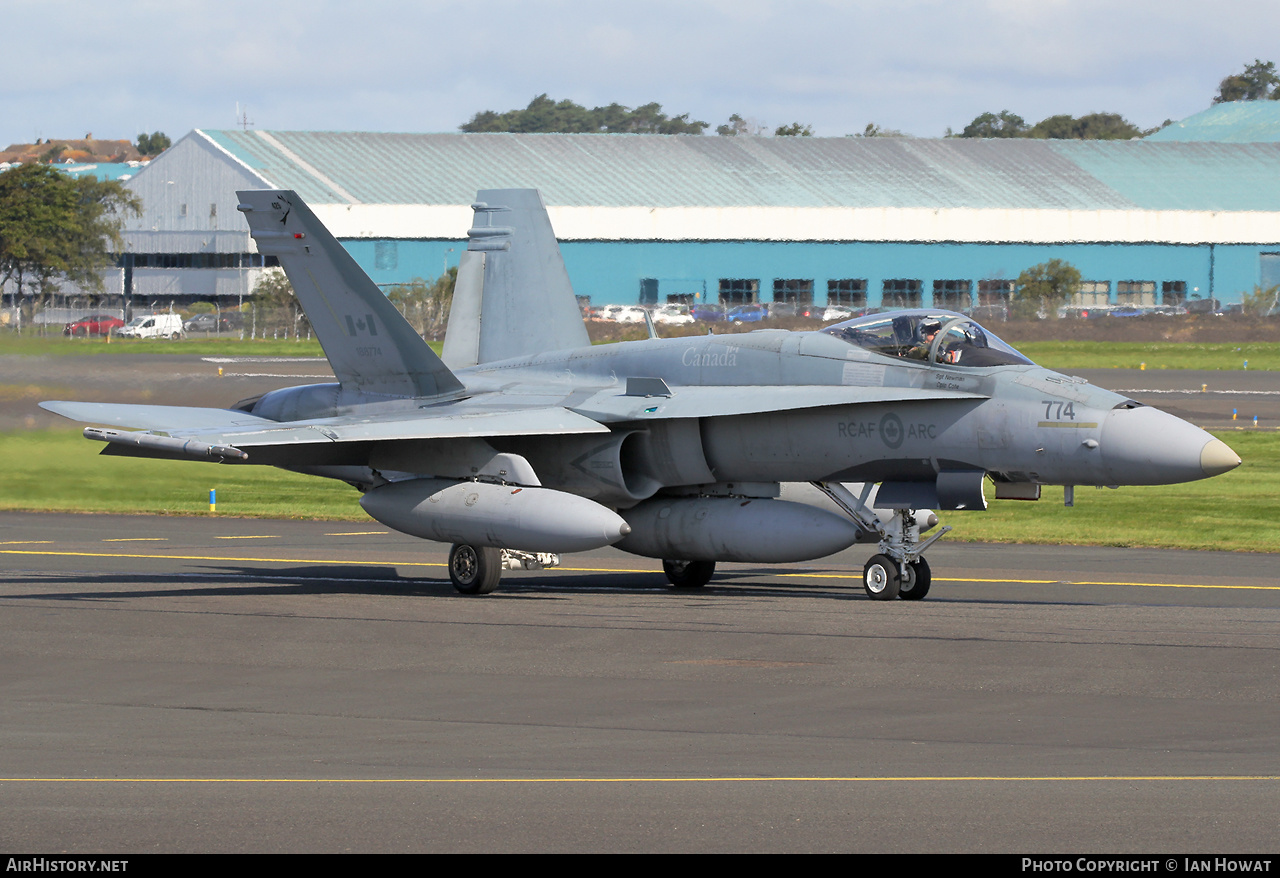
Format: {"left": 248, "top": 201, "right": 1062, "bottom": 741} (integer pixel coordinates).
{"left": 449, "top": 543, "right": 502, "bottom": 595}
{"left": 862, "top": 554, "right": 901, "bottom": 601}
{"left": 663, "top": 559, "right": 716, "bottom": 588}
{"left": 898, "top": 557, "right": 931, "bottom": 600}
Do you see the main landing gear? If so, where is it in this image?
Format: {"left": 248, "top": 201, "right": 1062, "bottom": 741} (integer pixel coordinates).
{"left": 447, "top": 545, "right": 561, "bottom": 595}
{"left": 662, "top": 559, "right": 716, "bottom": 588}
{"left": 812, "top": 481, "right": 947, "bottom": 602}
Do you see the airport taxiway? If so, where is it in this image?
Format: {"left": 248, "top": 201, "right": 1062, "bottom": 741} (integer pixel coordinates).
{"left": 2, "top": 511, "right": 1278, "bottom": 853}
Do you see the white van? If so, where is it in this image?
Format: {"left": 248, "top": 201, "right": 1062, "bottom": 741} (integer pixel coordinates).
{"left": 117, "top": 314, "right": 185, "bottom": 339}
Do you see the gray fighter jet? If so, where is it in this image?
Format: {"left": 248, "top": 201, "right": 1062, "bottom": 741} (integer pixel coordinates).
{"left": 42, "top": 189, "right": 1241, "bottom": 600}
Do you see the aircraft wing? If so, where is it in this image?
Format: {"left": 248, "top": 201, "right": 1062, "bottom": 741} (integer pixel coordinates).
{"left": 42, "top": 397, "right": 611, "bottom": 463}
{"left": 39, "top": 401, "right": 278, "bottom": 432}
{"left": 570, "top": 384, "right": 988, "bottom": 423}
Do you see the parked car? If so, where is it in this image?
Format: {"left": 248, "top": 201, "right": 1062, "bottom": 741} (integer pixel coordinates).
{"left": 725, "top": 304, "right": 766, "bottom": 324}
{"left": 183, "top": 313, "right": 241, "bottom": 332}
{"left": 597, "top": 305, "right": 648, "bottom": 324}
{"left": 652, "top": 304, "right": 694, "bottom": 325}
{"left": 63, "top": 314, "right": 124, "bottom": 336}
{"left": 766, "top": 302, "right": 817, "bottom": 319}
{"left": 117, "top": 313, "right": 185, "bottom": 339}
{"left": 690, "top": 304, "right": 726, "bottom": 322}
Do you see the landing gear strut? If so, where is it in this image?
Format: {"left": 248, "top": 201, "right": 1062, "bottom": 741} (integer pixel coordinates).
{"left": 812, "top": 482, "right": 949, "bottom": 602}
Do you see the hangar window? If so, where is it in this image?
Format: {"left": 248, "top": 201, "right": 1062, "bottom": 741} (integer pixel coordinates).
{"left": 977, "top": 280, "right": 1013, "bottom": 305}
{"left": 718, "top": 278, "right": 759, "bottom": 305}
{"left": 933, "top": 279, "right": 972, "bottom": 311}
{"left": 828, "top": 279, "right": 867, "bottom": 307}
{"left": 1075, "top": 281, "right": 1110, "bottom": 306}
{"left": 639, "top": 278, "right": 659, "bottom": 305}
{"left": 374, "top": 241, "right": 398, "bottom": 271}
{"left": 882, "top": 279, "right": 922, "bottom": 310}
{"left": 773, "top": 278, "right": 814, "bottom": 304}
{"left": 1117, "top": 280, "right": 1156, "bottom": 307}
{"left": 1162, "top": 281, "right": 1187, "bottom": 307}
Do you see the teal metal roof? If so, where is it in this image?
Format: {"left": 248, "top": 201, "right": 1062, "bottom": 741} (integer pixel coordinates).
{"left": 1145, "top": 102, "right": 1280, "bottom": 143}
{"left": 57, "top": 162, "right": 145, "bottom": 182}
{"left": 201, "top": 130, "right": 1280, "bottom": 213}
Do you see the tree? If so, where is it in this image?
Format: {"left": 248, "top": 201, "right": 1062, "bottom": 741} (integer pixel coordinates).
{"left": 1028, "top": 113, "right": 1142, "bottom": 140}
{"left": 0, "top": 164, "right": 140, "bottom": 304}
{"left": 136, "top": 131, "right": 171, "bottom": 155}
{"left": 1241, "top": 284, "right": 1280, "bottom": 317}
{"left": 774, "top": 122, "right": 814, "bottom": 137}
{"left": 249, "top": 267, "right": 310, "bottom": 338}
{"left": 958, "top": 111, "right": 1143, "bottom": 140}
{"left": 386, "top": 267, "right": 456, "bottom": 339}
{"left": 853, "top": 122, "right": 907, "bottom": 138}
{"left": 1012, "top": 259, "right": 1081, "bottom": 319}
{"left": 460, "top": 95, "right": 708, "bottom": 134}
{"left": 960, "top": 110, "right": 1028, "bottom": 138}
{"left": 717, "top": 114, "right": 770, "bottom": 136}
{"left": 1214, "top": 60, "right": 1279, "bottom": 103}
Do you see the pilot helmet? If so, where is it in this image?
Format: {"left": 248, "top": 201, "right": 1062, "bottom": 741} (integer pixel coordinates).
{"left": 919, "top": 318, "right": 942, "bottom": 336}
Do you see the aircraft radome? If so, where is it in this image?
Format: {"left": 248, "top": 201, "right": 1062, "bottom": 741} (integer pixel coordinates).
{"left": 43, "top": 189, "right": 1241, "bottom": 600}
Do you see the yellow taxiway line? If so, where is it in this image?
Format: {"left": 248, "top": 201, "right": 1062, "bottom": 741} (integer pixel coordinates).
{"left": 0, "top": 783, "right": 1274, "bottom": 788}
{"left": 1, "top": 547, "right": 1277, "bottom": 590}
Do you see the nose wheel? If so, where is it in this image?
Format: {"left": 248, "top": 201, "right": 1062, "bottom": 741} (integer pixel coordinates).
{"left": 897, "top": 557, "right": 931, "bottom": 600}
{"left": 862, "top": 554, "right": 901, "bottom": 600}
{"left": 811, "top": 482, "right": 947, "bottom": 603}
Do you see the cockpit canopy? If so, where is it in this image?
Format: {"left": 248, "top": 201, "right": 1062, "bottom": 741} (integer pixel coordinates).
{"left": 821, "top": 310, "right": 1033, "bottom": 368}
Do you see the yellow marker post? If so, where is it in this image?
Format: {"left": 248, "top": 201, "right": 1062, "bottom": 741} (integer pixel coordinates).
{"left": 1139, "top": 362, "right": 1146, "bottom": 371}
{"left": 218, "top": 367, "right": 223, "bottom": 377}
{"left": 209, "top": 489, "right": 216, "bottom": 513}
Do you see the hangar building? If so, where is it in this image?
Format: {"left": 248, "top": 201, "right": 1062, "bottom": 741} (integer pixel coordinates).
{"left": 118, "top": 126, "right": 1280, "bottom": 311}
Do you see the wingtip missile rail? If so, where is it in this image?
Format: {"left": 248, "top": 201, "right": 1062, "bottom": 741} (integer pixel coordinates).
{"left": 84, "top": 427, "right": 249, "bottom": 462}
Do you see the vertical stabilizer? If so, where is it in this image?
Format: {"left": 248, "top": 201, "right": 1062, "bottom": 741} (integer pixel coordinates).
{"left": 237, "top": 190, "right": 464, "bottom": 399}
{"left": 441, "top": 189, "right": 589, "bottom": 368}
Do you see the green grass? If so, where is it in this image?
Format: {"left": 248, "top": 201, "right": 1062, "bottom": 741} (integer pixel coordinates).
{"left": 0, "top": 430, "right": 360, "bottom": 519}
{"left": 1015, "top": 341, "right": 1280, "bottom": 371}
{"left": 5, "top": 333, "right": 1278, "bottom": 371}
{"left": 953, "top": 431, "right": 1278, "bottom": 552}
{"left": 0, "top": 334, "right": 449, "bottom": 357}
{"left": 1, "top": 428, "right": 1275, "bottom": 552}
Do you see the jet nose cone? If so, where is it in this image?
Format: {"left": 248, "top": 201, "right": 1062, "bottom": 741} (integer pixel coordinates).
{"left": 1200, "top": 438, "right": 1241, "bottom": 477}
{"left": 1101, "top": 406, "right": 1237, "bottom": 485}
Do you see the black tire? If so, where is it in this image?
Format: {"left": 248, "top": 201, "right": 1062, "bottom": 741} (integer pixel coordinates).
{"left": 862, "top": 554, "right": 901, "bottom": 601}
{"left": 663, "top": 559, "right": 715, "bottom": 588}
{"left": 449, "top": 544, "right": 502, "bottom": 594}
{"left": 898, "top": 557, "right": 931, "bottom": 600}
{"left": 170, "top": 331, "right": 182, "bottom": 340}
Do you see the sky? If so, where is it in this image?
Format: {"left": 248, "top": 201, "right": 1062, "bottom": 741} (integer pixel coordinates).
{"left": 5, "top": 0, "right": 1279, "bottom": 149}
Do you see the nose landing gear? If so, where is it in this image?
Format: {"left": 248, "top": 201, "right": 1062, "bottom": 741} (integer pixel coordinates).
{"left": 813, "top": 481, "right": 947, "bottom": 602}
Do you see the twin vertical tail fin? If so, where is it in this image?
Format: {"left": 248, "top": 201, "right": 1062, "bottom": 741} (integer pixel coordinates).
{"left": 442, "top": 189, "right": 589, "bottom": 368}
{"left": 236, "top": 190, "right": 464, "bottom": 399}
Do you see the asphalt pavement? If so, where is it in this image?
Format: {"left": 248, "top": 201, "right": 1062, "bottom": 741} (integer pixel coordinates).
{"left": 2, "top": 512, "right": 1277, "bottom": 853}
